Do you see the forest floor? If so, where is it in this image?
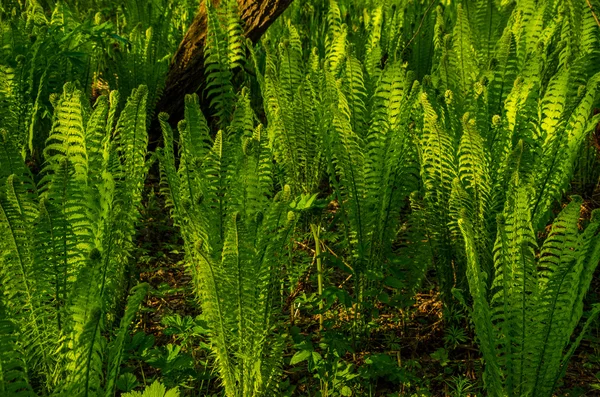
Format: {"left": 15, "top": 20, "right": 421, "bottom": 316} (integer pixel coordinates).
{"left": 128, "top": 177, "right": 600, "bottom": 397}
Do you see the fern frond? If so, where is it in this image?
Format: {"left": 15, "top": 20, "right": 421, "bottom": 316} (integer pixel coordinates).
{"left": 0, "top": 297, "right": 33, "bottom": 397}
{"left": 205, "top": 0, "right": 236, "bottom": 127}
{"left": 105, "top": 283, "right": 148, "bottom": 397}
{"left": 458, "top": 216, "right": 504, "bottom": 395}
{"left": 448, "top": 4, "right": 479, "bottom": 101}
{"left": 42, "top": 83, "right": 89, "bottom": 183}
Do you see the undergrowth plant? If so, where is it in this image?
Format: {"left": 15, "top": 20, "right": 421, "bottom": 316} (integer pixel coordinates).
{"left": 0, "top": 0, "right": 193, "bottom": 158}
{"left": 458, "top": 174, "right": 600, "bottom": 397}
{"left": 260, "top": 3, "right": 430, "bottom": 335}
{"left": 414, "top": 0, "right": 600, "bottom": 305}
{"left": 2, "top": 0, "right": 600, "bottom": 395}
{"left": 158, "top": 92, "right": 305, "bottom": 397}
{"left": 0, "top": 83, "right": 150, "bottom": 396}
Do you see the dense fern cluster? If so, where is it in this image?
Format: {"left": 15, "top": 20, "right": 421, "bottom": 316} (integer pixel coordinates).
{"left": 2, "top": 0, "right": 600, "bottom": 396}
{"left": 0, "top": 0, "right": 195, "bottom": 159}
{"left": 0, "top": 83, "right": 150, "bottom": 396}
{"left": 158, "top": 93, "right": 305, "bottom": 397}
{"left": 193, "top": 0, "right": 600, "bottom": 394}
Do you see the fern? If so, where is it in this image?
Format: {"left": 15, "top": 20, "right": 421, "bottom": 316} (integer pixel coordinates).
{"left": 204, "top": 0, "right": 243, "bottom": 128}
{"left": 0, "top": 301, "right": 33, "bottom": 397}
{"left": 159, "top": 90, "right": 300, "bottom": 397}
{"left": 416, "top": 0, "right": 600, "bottom": 311}
{"left": 323, "top": 52, "right": 421, "bottom": 324}
{"left": 459, "top": 178, "right": 600, "bottom": 397}
{"left": 105, "top": 283, "right": 149, "bottom": 397}
{"left": 263, "top": 23, "right": 325, "bottom": 194}
{"left": 0, "top": 83, "right": 150, "bottom": 396}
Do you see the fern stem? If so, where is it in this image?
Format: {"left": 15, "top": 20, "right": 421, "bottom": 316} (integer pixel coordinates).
{"left": 311, "top": 223, "right": 324, "bottom": 331}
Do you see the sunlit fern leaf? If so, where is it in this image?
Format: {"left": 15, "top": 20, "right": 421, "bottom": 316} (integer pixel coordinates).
{"left": 326, "top": 0, "right": 343, "bottom": 47}
{"left": 510, "top": 0, "right": 549, "bottom": 69}
{"left": 531, "top": 74, "right": 600, "bottom": 227}
{"left": 49, "top": 1, "right": 79, "bottom": 32}
{"left": 449, "top": 178, "right": 474, "bottom": 252}
{"left": 327, "top": 74, "right": 367, "bottom": 261}
{"left": 485, "top": 116, "right": 514, "bottom": 225}
{"left": 42, "top": 157, "right": 94, "bottom": 283}
{"left": 251, "top": 189, "right": 295, "bottom": 395}
{"left": 528, "top": 196, "right": 582, "bottom": 396}
{"left": 470, "top": 0, "right": 513, "bottom": 63}
{"left": 223, "top": 0, "right": 245, "bottom": 70}
{"left": 459, "top": 165, "right": 600, "bottom": 396}
{"left": 415, "top": 90, "right": 459, "bottom": 297}
{"left": 41, "top": 83, "right": 89, "bottom": 184}
{"left": 496, "top": 173, "right": 537, "bottom": 395}
{"left": 418, "top": 91, "right": 457, "bottom": 229}
{"left": 487, "top": 30, "right": 518, "bottom": 118}
{"left": 432, "top": 7, "right": 451, "bottom": 91}
{"left": 364, "top": 6, "right": 383, "bottom": 83}
{"left": 61, "top": 255, "right": 105, "bottom": 397}
{"left": 341, "top": 54, "right": 368, "bottom": 136}
{"left": 205, "top": 0, "right": 236, "bottom": 127}
{"left": 238, "top": 125, "right": 272, "bottom": 218}
{"left": 203, "top": 130, "right": 227, "bottom": 243}
{"left": 176, "top": 116, "right": 205, "bottom": 229}
{"left": 221, "top": 212, "right": 256, "bottom": 395}
{"left": 182, "top": 93, "right": 212, "bottom": 157}
{"left": 326, "top": 23, "right": 347, "bottom": 75}
{"left": 97, "top": 86, "right": 149, "bottom": 324}
{"left": 539, "top": 68, "right": 569, "bottom": 142}
{"left": 0, "top": 175, "right": 57, "bottom": 385}
{"left": 64, "top": 304, "right": 105, "bottom": 397}
{"left": 0, "top": 79, "right": 149, "bottom": 395}
{"left": 503, "top": 76, "right": 539, "bottom": 147}
{"left": 228, "top": 88, "right": 255, "bottom": 145}
{"left": 264, "top": 43, "right": 302, "bottom": 188}
{"left": 85, "top": 96, "right": 110, "bottom": 185}
{"left": 458, "top": 215, "right": 504, "bottom": 396}
{"left": 160, "top": 99, "right": 297, "bottom": 396}
{"left": 448, "top": 4, "right": 479, "bottom": 102}
{"left": 35, "top": 196, "right": 74, "bottom": 335}
{"left": 458, "top": 113, "right": 491, "bottom": 223}
{"left": 115, "top": 84, "right": 148, "bottom": 199}
{"left": 364, "top": 65, "right": 420, "bottom": 273}
{"left": 277, "top": 24, "right": 306, "bottom": 123}
{"left": 264, "top": 29, "right": 324, "bottom": 194}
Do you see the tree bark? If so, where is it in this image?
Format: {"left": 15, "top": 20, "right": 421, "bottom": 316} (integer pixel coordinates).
{"left": 157, "top": 0, "right": 293, "bottom": 123}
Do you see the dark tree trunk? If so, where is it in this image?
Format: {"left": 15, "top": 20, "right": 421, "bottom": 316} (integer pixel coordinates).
{"left": 156, "top": 0, "right": 293, "bottom": 125}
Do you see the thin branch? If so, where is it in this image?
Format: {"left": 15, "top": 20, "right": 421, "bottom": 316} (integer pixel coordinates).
{"left": 401, "top": 0, "right": 437, "bottom": 58}
{"left": 587, "top": 0, "right": 600, "bottom": 29}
